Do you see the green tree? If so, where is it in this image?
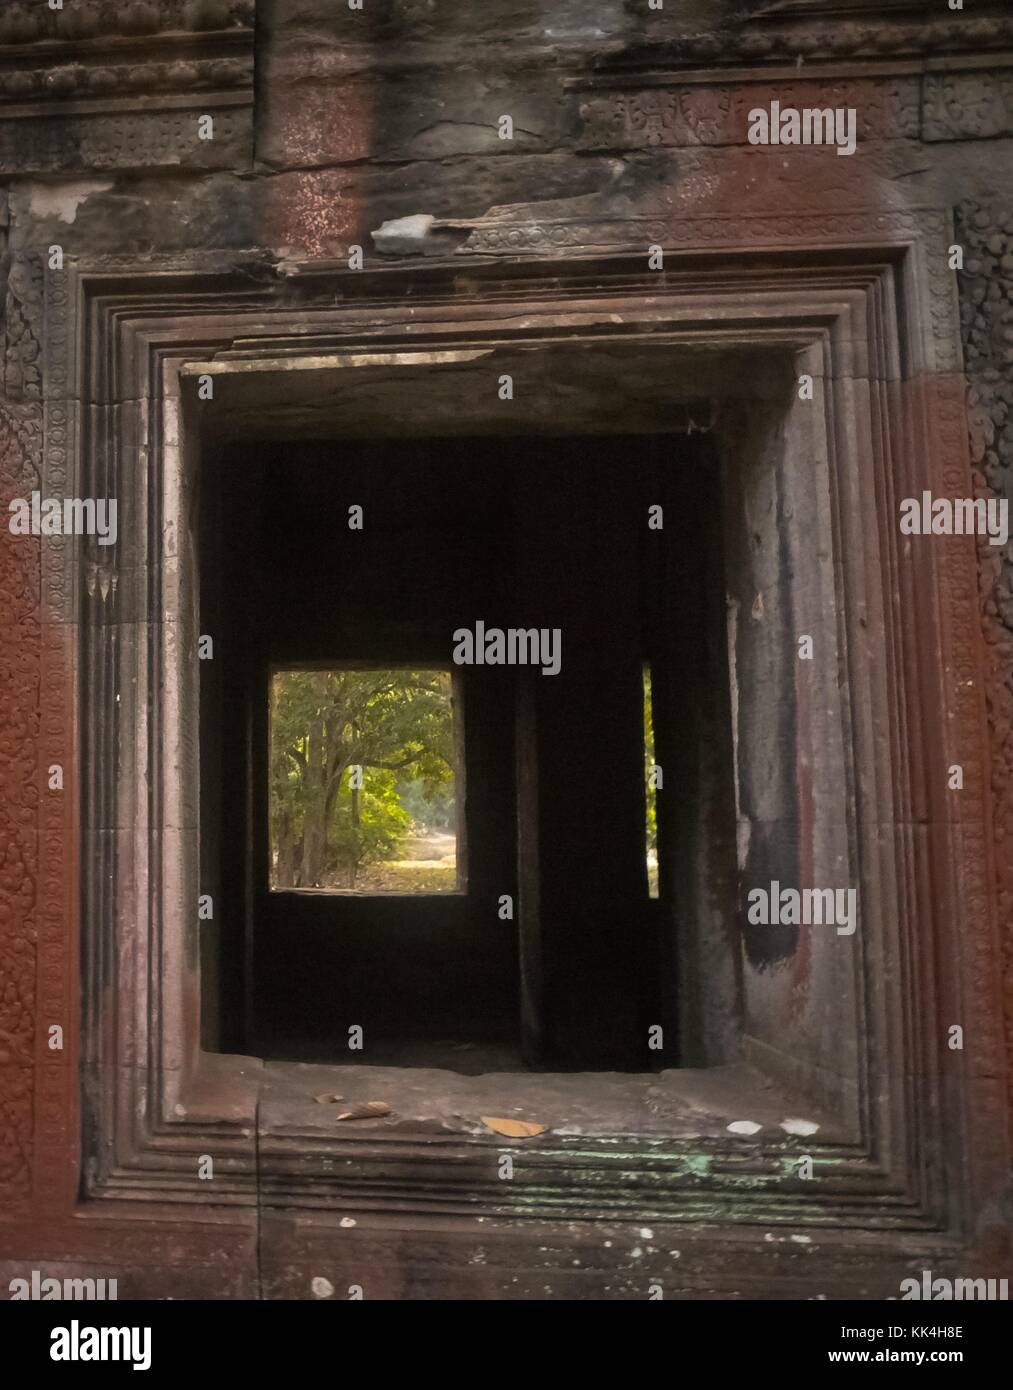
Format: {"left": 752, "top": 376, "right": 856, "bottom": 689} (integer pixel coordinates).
{"left": 270, "top": 669, "right": 454, "bottom": 889}
{"left": 644, "top": 666, "right": 658, "bottom": 897}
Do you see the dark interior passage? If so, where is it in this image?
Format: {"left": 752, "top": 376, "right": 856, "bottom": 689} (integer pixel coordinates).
{"left": 199, "top": 432, "right": 736, "bottom": 1070}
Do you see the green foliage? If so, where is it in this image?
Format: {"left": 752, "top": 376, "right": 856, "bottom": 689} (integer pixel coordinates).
{"left": 643, "top": 666, "right": 657, "bottom": 855}
{"left": 644, "top": 666, "right": 659, "bottom": 898}
{"left": 395, "top": 773, "right": 455, "bottom": 829}
{"left": 269, "top": 668, "right": 455, "bottom": 889}
{"left": 327, "top": 767, "right": 411, "bottom": 886}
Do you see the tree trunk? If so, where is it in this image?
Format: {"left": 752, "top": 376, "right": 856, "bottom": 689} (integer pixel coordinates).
{"left": 299, "top": 716, "right": 328, "bottom": 885}
{"left": 275, "top": 812, "right": 297, "bottom": 886}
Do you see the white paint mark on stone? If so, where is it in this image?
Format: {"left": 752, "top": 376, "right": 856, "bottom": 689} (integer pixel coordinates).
{"left": 790, "top": 1234, "right": 812, "bottom": 1244}
{"left": 311, "top": 1276, "right": 334, "bottom": 1298}
{"left": 736, "top": 816, "right": 751, "bottom": 871}
{"left": 339, "top": 1217, "right": 356, "bottom": 1228}
{"left": 28, "top": 180, "right": 113, "bottom": 224}
{"left": 781, "top": 1117, "right": 820, "bottom": 1136}
{"left": 727, "top": 1120, "right": 762, "bottom": 1135}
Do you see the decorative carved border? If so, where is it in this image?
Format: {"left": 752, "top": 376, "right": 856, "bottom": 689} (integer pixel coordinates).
{"left": 591, "top": 6, "right": 1013, "bottom": 72}
{"left": 576, "top": 76, "right": 922, "bottom": 150}
{"left": 460, "top": 208, "right": 963, "bottom": 372}
{"left": 0, "top": 2, "right": 254, "bottom": 47}
{"left": 0, "top": 245, "right": 43, "bottom": 1211}
{"left": 0, "top": 2, "right": 254, "bottom": 174}
{"left": 0, "top": 45, "right": 251, "bottom": 108}
{"left": 270, "top": 4, "right": 1013, "bottom": 74}
{"left": 574, "top": 63, "right": 1013, "bottom": 150}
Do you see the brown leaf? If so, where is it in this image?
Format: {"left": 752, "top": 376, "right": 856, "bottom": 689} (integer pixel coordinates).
{"left": 480, "top": 1116, "right": 546, "bottom": 1138}
{"left": 336, "top": 1100, "right": 392, "bottom": 1121}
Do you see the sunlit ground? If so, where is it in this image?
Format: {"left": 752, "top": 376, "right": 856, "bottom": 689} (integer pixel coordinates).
{"left": 354, "top": 828, "right": 458, "bottom": 893}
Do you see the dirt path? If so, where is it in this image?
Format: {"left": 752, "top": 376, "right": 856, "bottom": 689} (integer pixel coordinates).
{"left": 399, "top": 829, "right": 456, "bottom": 864}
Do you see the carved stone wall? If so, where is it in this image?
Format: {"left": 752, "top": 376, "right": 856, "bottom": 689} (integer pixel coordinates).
{"left": 0, "top": 0, "right": 1011, "bottom": 1297}
{"left": 0, "top": 233, "right": 41, "bottom": 1210}
{"left": 959, "top": 202, "right": 1013, "bottom": 1123}
{"left": 0, "top": 0, "right": 254, "bottom": 173}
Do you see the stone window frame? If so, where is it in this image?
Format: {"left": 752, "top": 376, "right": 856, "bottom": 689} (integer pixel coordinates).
{"left": 52, "top": 214, "right": 1006, "bottom": 1266}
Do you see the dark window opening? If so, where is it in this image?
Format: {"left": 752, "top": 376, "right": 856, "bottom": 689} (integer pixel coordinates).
{"left": 199, "top": 434, "right": 737, "bottom": 1072}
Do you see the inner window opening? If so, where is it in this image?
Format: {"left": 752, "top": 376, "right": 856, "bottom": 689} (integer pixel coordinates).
{"left": 269, "top": 667, "right": 460, "bottom": 894}
{"left": 643, "top": 662, "right": 659, "bottom": 900}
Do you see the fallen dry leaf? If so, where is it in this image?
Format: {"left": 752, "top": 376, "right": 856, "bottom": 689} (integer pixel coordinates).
{"left": 480, "top": 1116, "right": 546, "bottom": 1138}
{"left": 336, "top": 1100, "right": 392, "bottom": 1121}
{"left": 314, "top": 1093, "right": 345, "bottom": 1104}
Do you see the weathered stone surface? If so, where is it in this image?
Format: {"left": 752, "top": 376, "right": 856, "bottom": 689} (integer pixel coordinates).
{"left": 257, "top": 58, "right": 580, "bottom": 169}
{"left": 924, "top": 70, "right": 1013, "bottom": 142}
{"left": 0, "top": 0, "right": 255, "bottom": 174}
{"left": 8, "top": 175, "right": 258, "bottom": 256}
{"left": 2, "top": 0, "right": 1013, "bottom": 1303}
{"left": 958, "top": 200, "right": 1013, "bottom": 1151}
